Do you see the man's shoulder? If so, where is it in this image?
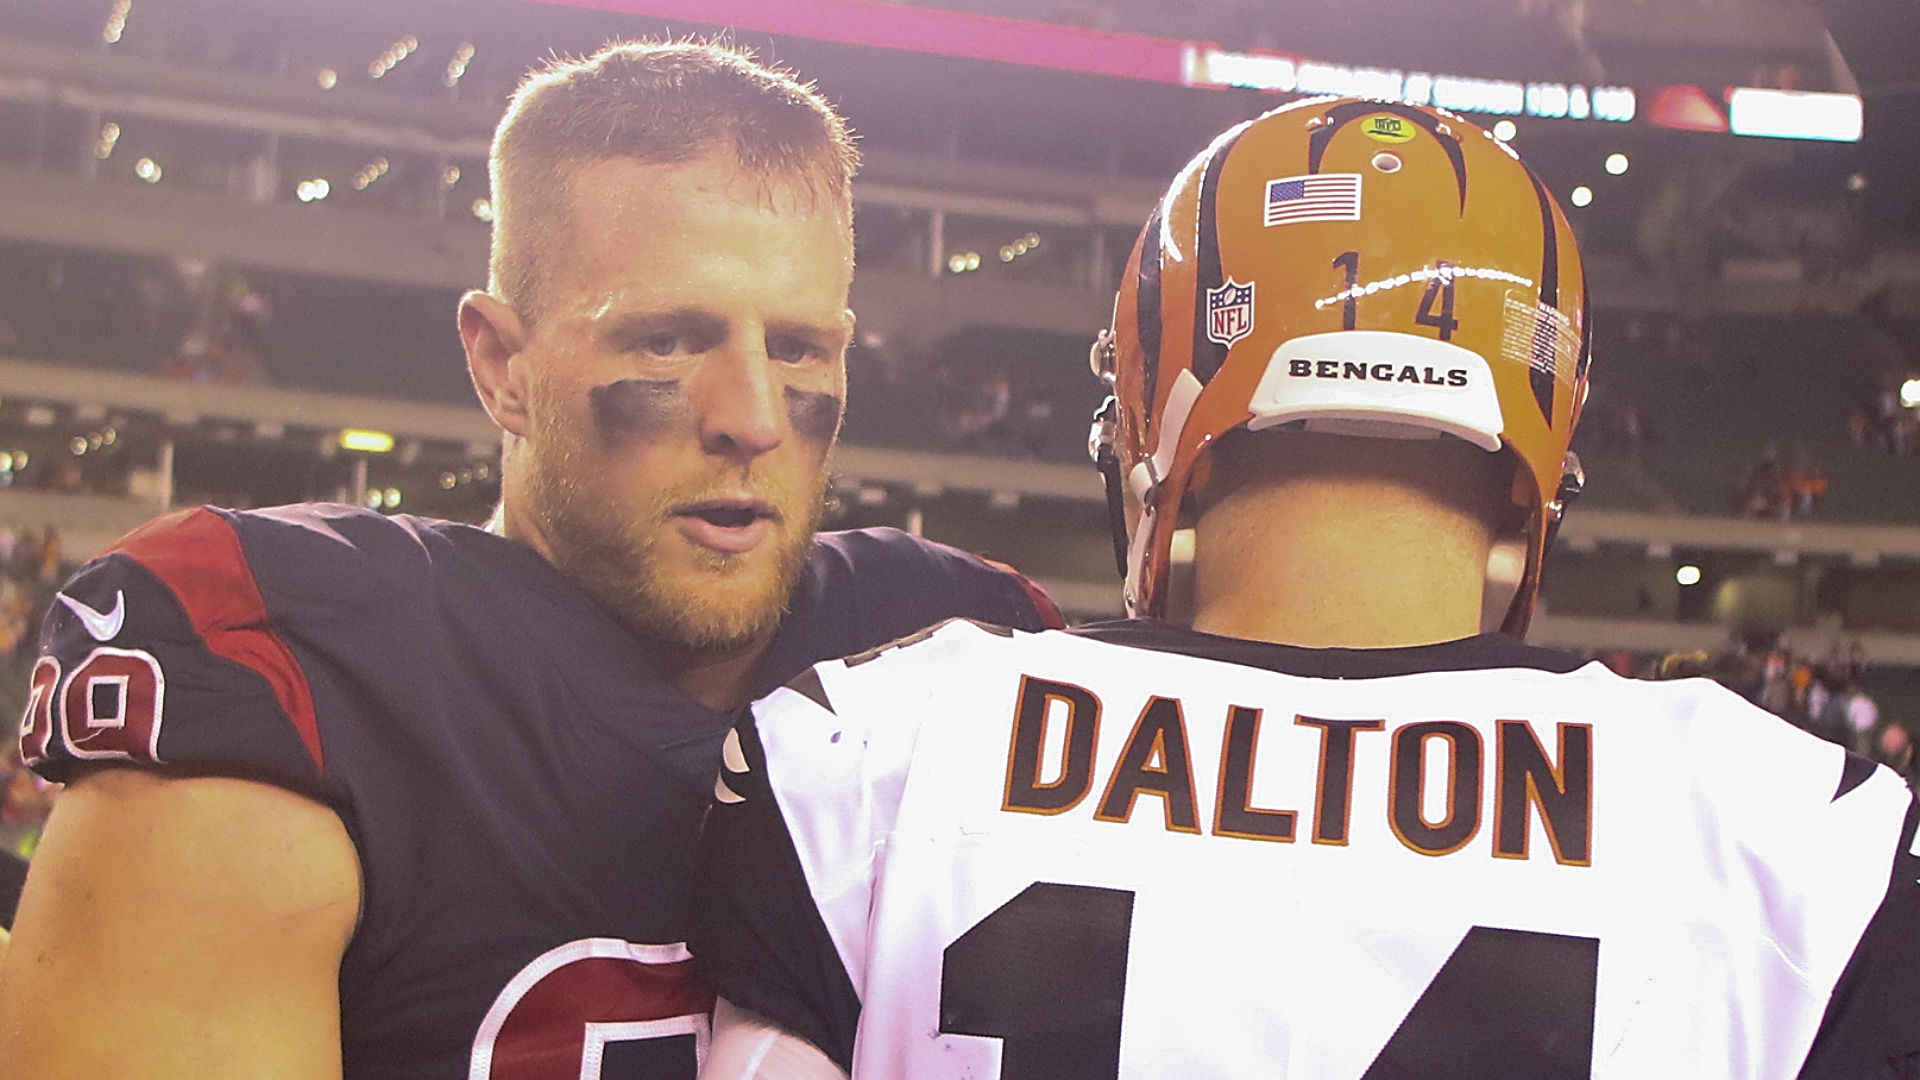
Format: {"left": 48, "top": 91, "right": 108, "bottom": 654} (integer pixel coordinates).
{"left": 832, "top": 616, "right": 1028, "bottom": 681}
{"left": 25, "top": 504, "right": 542, "bottom": 798}
{"left": 27, "top": 505, "right": 351, "bottom": 794}
{"left": 755, "top": 529, "right": 1062, "bottom": 695}
{"left": 807, "top": 528, "right": 1034, "bottom": 590}
{"left": 99, "top": 502, "right": 473, "bottom": 600}
{"left": 753, "top": 619, "right": 1036, "bottom": 781}
{"left": 806, "top": 526, "right": 976, "bottom": 566}
{"left": 811, "top": 527, "right": 1061, "bottom": 627}
{"left": 1683, "top": 678, "right": 1904, "bottom": 823}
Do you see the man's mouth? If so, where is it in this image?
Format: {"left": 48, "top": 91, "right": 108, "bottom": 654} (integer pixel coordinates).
{"left": 678, "top": 499, "right": 777, "bottom": 528}
{"left": 672, "top": 498, "right": 780, "bottom": 554}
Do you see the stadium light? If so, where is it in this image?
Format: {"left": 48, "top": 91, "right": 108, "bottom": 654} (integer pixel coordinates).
{"left": 443, "top": 43, "right": 476, "bottom": 88}
{"left": 102, "top": 0, "right": 131, "bottom": 44}
{"left": 1727, "top": 87, "right": 1863, "bottom": 142}
{"left": 1605, "top": 153, "right": 1629, "bottom": 175}
{"left": 339, "top": 429, "right": 396, "bottom": 453}
{"left": 369, "top": 36, "right": 419, "bottom": 79}
{"left": 1676, "top": 565, "right": 1702, "bottom": 586}
{"left": 1570, "top": 185, "right": 1593, "bottom": 208}
{"left": 134, "top": 157, "right": 161, "bottom": 183}
{"left": 1901, "top": 378, "right": 1920, "bottom": 410}
{"left": 352, "top": 159, "right": 390, "bottom": 190}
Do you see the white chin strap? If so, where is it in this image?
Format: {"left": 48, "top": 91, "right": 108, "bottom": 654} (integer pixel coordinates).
{"left": 1125, "top": 369, "right": 1205, "bottom": 615}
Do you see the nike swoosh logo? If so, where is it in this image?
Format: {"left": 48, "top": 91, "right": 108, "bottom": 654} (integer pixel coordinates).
{"left": 57, "top": 589, "right": 125, "bottom": 642}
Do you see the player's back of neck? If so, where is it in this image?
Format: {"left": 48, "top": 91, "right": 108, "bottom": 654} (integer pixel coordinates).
{"left": 1189, "top": 446, "right": 1495, "bottom": 650}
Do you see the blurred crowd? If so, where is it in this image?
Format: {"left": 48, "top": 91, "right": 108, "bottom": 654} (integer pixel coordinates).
{"left": 1736, "top": 442, "right": 1827, "bottom": 519}
{"left": 1651, "top": 640, "right": 1913, "bottom": 787}
{"left": 152, "top": 259, "right": 275, "bottom": 386}
{"left": 0, "top": 524, "right": 77, "bottom": 859}
{"left": 1850, "top": 381, "right": 1920, "bottom": 457}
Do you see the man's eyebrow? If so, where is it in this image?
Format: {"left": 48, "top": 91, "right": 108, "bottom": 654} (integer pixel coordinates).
{"left": 765, "top": 316, "right": 852, "bottom": 346}
{"left": 596, "top": 308, "right": 728, "bottom": 339}
{"left": 590, "top": 308, "right": 851, "bottom": 351}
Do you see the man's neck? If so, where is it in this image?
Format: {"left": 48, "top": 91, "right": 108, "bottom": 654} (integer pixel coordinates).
{"left": 1189, "top": 471, "right": 1493, "bottom": 650}
{"left": 664, "top": 643, "right": 769, "bottom": 713}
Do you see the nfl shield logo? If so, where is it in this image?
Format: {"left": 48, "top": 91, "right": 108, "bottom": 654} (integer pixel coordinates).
{"left": 1206, "top": 279, "right": 1255, "bottom": 348}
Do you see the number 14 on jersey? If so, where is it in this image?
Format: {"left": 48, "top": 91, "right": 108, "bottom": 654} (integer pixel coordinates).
{"left": 940, "top": 882, "right": 1597, "bottom": 1079}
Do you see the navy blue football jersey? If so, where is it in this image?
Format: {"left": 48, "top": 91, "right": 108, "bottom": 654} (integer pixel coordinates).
{"left": 22, "top": 504, "right": 1060, "bottom": 1080}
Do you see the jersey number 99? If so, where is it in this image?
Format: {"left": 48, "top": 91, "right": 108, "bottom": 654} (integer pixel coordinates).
{"left": 18, "top": 648, "right": 167, "bottom": 765}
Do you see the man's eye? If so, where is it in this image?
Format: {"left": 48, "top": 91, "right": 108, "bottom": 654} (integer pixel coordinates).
{"left": 642, "top": 333, "right": 681, "bottom": 357}
{"left": 769, "top": 339, "right": 821, "bottom": 365}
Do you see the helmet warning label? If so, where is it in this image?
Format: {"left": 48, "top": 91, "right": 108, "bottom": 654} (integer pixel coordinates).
{"left": 1501, "top": 293, "right": 1579, "bottom": 380}
{"left": 1362, "top": 115, "right": 1417, "bottom": 143}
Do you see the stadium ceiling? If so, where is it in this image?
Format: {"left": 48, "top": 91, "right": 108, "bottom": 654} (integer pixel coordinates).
{"left": 526, "top": 0, "right": 1864, "bottom": 141}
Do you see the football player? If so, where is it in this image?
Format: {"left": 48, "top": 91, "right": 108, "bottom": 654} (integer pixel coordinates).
{"left": 0, "top": 41, "right": 1059, "bottom": 1079}
{"left": 691, "top": 98, "right": 1920, "bottom": 1079}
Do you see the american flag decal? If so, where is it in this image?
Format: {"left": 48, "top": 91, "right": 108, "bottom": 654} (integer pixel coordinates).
{"left": 1264, "top": 173, "right": 1363, "bottom": 227}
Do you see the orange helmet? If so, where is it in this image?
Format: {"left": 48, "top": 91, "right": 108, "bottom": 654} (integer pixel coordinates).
{"left": 1090, "top": 97, "right": 1590, "bottom": 635}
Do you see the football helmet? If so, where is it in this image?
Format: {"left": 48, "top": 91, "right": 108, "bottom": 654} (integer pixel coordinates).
{"left": 1090, "top": 97, "right": 1590, "bottom": 635}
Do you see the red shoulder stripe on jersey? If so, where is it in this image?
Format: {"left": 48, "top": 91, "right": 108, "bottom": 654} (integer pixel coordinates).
{"left": 983, "top": 558, "right": 1066, "bottom": 630}
{"left": 110, "top": 508, "right": 324, "bottom": 773}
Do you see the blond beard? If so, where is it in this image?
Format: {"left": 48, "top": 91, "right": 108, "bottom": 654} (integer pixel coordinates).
{"left": 525, "top": 420, "right": 825, "bottom": 657}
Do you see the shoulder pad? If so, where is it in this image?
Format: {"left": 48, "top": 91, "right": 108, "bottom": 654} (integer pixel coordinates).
{"left": 25, "top": 507, "right": 325, "bottom": 798}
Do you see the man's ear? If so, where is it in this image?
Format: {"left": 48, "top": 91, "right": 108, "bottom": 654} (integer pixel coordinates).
{"left": 460, "top": 291, "right": 532, "bottom": 439}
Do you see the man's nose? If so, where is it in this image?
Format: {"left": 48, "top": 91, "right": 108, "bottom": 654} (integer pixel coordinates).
{"left": 695, "top": 343, "right": 785, "bottom": 459}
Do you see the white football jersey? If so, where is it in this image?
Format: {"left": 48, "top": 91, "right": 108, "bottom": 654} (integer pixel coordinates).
{"left": 693, "top": 619, "right": 1920, "bottom": 1080}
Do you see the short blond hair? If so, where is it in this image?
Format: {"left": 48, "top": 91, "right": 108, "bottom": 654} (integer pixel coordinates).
{"left": 488, "top": 39, "right": 859, "bottom": 319}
